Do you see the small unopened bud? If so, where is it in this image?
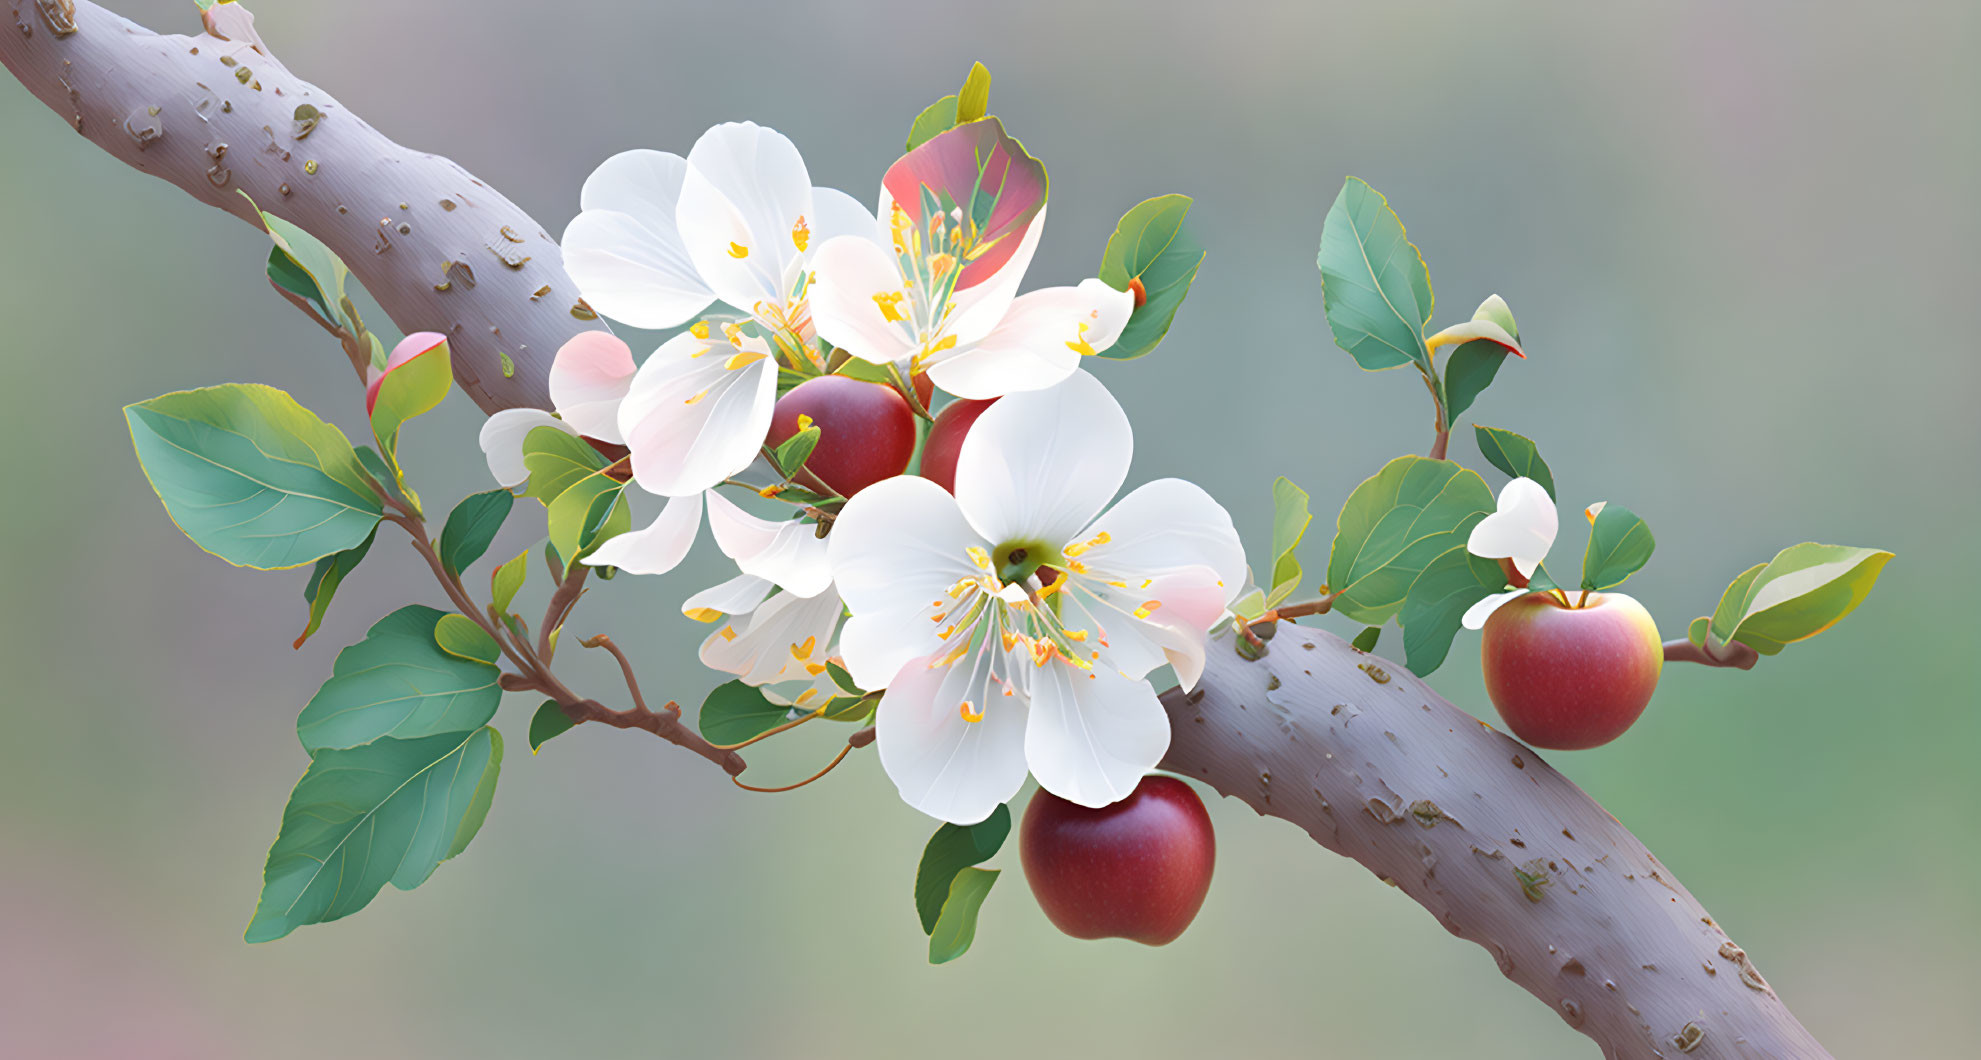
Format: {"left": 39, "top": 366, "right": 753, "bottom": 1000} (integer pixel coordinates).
{"left": 365, "top": 331, "right": 449, "bottom": 414}
{"left": 1127, "top": 276, "right": 1148, "bottom": 308}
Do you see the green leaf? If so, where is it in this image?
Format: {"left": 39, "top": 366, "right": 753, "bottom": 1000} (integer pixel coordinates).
{"left": 1710, "top": 544, "right": 1893, "bottom": 655}
{"left": 490, "top": 549, "right": 530, "bottom": 615}
{"left": 433, "top": 612, "right": 501, "bottom": 664}
{"left": 439, "top": 489, "right": 514, "bottom": 575}
{"left": 956, "top": 61, "right": 991, "bottom": 123}
{"left": 1266, "top": 476, "right": 1312, "bottom": 607}
{"left": 529, "top": 701, "right": 575, "bottom": 752}
{"left": 821, "top": 694, "right": 875, "bottom": 723}
{"left": 1350, "top": 626, "right": 1383, "bottom": 653}
{"left": 242, "top": 191, "right": 382, "bottom": 354}
{"left": 544, "top": 470, "right": 628, "bottom": 569}
{"left": 1580, "top": 503, "right": 1656, "bottom": 591}
{"left": 125, "top": 385, "right": 382, "bottom": 570}
{"left": 1707, "top": 563, "right": 1768, "bottom": 645}
{"left": 1095, "top": 194, "right": 1206, "bottom": 360}
{"left": 1397, "top": 544, "right": 1506, "bottom": 675}
{"left": 294, "top": 605, "right": 502, "bottom": 754}
{"left": 825, "top": 660, "right": 861, "bottom": 695}
{"left": 698, "top": 680, "right": 796, "bottom": 746}
{"left": 1317, "top": 177, "right": 1432, "bottom": 372}
{"left": 1325, "top": 456, "right": 1496, "bottom": 626}
{"left": 294, "top": 526, "right": 375, "bottom": 649}
{"left": 522, "top": 426, "right": 608, "bottom": 505}
{"left": 1443, "top": 341, "right": 1512, "bottom": 424}
{"left": 771, "top": 425, "right": 821, "bottom": 480}
{"left": 928, "top": 867, "right": 999, "bottom": 965}
{"left": 245, "top": 727, "right": 502, "bottom": 942}
{"left": 369, "top": 336, "right": 453, "bottom": 465}
{"left": 1687, "top": 616, "right": 1712, "bottom": 649}
{"left": 906, "top": 94, "right": 960, "bottom": 152}
{"left": 1472, "top": 425, "right": 1557, "bottom": 499}
{"left": 915, "top": 804, "right": 1011, "bottom": 934}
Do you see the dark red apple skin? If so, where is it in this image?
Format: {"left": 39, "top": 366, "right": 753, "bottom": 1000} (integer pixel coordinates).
{"left": 766, "top": 375, "right": 916, "bottom": 499}
{"left": 918, "top": 397, "right": 998, "bottom": 494}
{"left": 1480, "top": 592, "right": 1664, "bottom": 750}
{"left": 1019, "top": 775, "right": 1215, "bottom": 946}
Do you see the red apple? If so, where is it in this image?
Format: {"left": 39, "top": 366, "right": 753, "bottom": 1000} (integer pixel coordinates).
{"left": 766, "top": 375, "right": 916, "bottom": 499}
{"left": 918, "top": 397, "right": 998, "bottom": 494}
{"left": 1020, "top": 775, "right": 1215, "bottom": 946}
{"left": 1480, "top": 591, "right": 1663, "bottom": 750}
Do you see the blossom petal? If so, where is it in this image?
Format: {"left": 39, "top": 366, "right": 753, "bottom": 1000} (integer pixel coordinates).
{"left": 582, "top": 492, "right": 702, "bottom": 575}
{"left": 618, "top": 332, "right": 778, "bottom": 497}
{"left": 548, "top": 332, "right": 637, "bottom": 444}
{"left": 881, "top": 118, "right": 1046, "bottom": 293}
{"left": 808, "top": 234, "right": 917, "bottom": 367}
{"left": 1058, "top": 565, "right": 1229, "bottom": 689}
{"left": 478, "top": 408, "right": 573, "bottom": 488}
{"left": 1467, "top": 477, "right": 1557, "bottom": 577}
{"left": 701, "top": 584, "right": 845, "bottom": 687}
{"left": 564, "top": 150, "right": 712, "bottom": 329}
{"left": 943, "top": 204, "right": 1045, "bottom": 346}
{"left": 676, "top": 122, "right": 813, "bottom": 315}
{"left": 953, "top": 371, "right": 1132, "bottom": 548}
{"left": 925, "top": 278, "right": 1134, "bottom": 399}
{"left": 1076, "top": 478, "right": 1246, "bottom": 601}
{"left": 808, "top": 186, "right": 882, "bottom": 247}
{"left": 877, "top": 650, "right": 1031, "bottom": 824}
{"left": 1024, "top": 664, "right": 1169, "bottom": 809}
{"left": 704, "top": 490, "right": 832, "bottom": 598}
{"left": 1462, "top": 588, "right": 1529, "bottom": 630}
{"left": 682, "top": 571, "right": 775, "bottom": 621}
{"left": 829, "top": 476, "right": 988, "bottom": 689}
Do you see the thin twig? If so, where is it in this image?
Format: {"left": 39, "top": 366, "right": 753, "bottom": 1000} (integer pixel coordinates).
{"left": 579, "top": 634, "right": 653, "bottom": 713}
{"left": 1662, "top": 637, "right": 1759, "bottom": 670}
{"left": 268, "top": 279, "right": 368, "bottom": 383}
{"left": 732, "top": 742, "right": 856, "bottom": 793}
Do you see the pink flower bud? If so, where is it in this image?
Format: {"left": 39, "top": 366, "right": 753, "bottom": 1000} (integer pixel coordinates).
{"left": 366, "top": 331, "right": 448, "bottom": 414}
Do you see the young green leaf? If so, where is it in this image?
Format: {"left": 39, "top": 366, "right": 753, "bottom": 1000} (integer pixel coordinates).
{"left": 1317, "top": 177, "right": 1432, "bottom": 372}
{"left": 1707, "top": 544, "right": 1893, "bottom": 655}
{"left": 294, "top": 527, "right": 375, "bottom": 649}
{"left": 369, "top": 334, "right": 453, "bottom": 465}
{"left": 522, "top": 425, "right": 609, "bottom": 505}
{"left": 928, "top": 867, "right": 999, "bottom": 965}
{"left": 245, "top": 727, "right": 503, "bottom": 942}
{"left": 1443, "top": 341, "right": 1511, "bottom": 425}
{"left": 1266, "top": 476, "right": 1312, "bottom": 607}
{"left": 1397, "top": 544, "right": 1506, "bottom": 675}
{"left": 491, "top": 549, "right": 530, "bottom": 615}
{"left": 1095, "top": 194, "right": 1206, "bottom": 360}
{"left": 1325, "top": 456, "right": 1495, "bottom": 625}
{"left": 1472, "top": 425, "right": 1557, "bottom": 499}
{"left": 1580, "top": 503, "right": 1655, "bottom": 591}
{"left": 294, "top": 606, "right": 503, "bottom": 753}
{"left": 529, "top": 701, "right": 576, "bottom": 753}
{"left": 433, "top": 612, "right": 502, "bottom": 664}
{"left": 1350, "top": 626, "right": 1383, "bottom": 653}
{"left": 698, "top": 680, "right": 796, "bottom": 745}
{"left": 905, "top": 62, "right": 993, "bottom": 151}
{"left": 544, "top": 470, "right": 629, "bottom": 569}
{"left": 956, "top": 61, "right": 991, "bottom": 123}
{"left": 915, "top": 805, "right": 1012, "bottom": 934}
{"left": 439, "top": 489, "right": 514, "bottom": 575}
{"left": 126, "top": 385, "right": 383, "bottom": 570}
{"left": 771, "top": 425, "right": 821, "bottom": 480}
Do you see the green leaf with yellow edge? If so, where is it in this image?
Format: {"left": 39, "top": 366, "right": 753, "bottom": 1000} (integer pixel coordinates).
{"left": 1397, "top": 543, "right": 1506, "bottom": 675}
{"left": 241, "top": 191, "right": 384, "bottom": 355}
{"left": 1441, "top": 295, "right": 1523, "bottom": 425}
{"left": 928, "top": 867, "right": 999, "bottom": 964}
{"left": 433, "top": 613, "right": 501, "bottom": 664}
{"left": 1317, "top": 177, "right": 1432, "bottom": 372}
{"left": 125, "top": 384, "right": 382, "bottom": 570}
{"left": 915, "top": 804, "right": 1011, "bottom": 934}
{"left": 906, "top": 95, "right": 961, "bottom": 152}
{"left": 1709, "top": 544, "right": 1893, "bottom": 655}
{"left": 1580, "top": 503, "right": 1655, "bottom": 591}
{"left": 1266, "top": 476, "right": 1312, "bottom": 607}
{"left": 771, "top": 425, "right": 821, "bottom": 480}
{"left": 1326, "top": 456, "right": 1496, "bottom": 626}
{"left": 245, "top": 727, "right": 502, "bottom": 942}
{"left": 490, "top": 549, "right": 530, "bottom": 615}
{"left": 698, "top": 680, "right": 796, "bottom": 746}
{"left": 294, "top": 526, "right": 375, "bottom": 649}
{"left": 369, "top": 336, "right": 453, "bottom": 466}
{"left": 522, "top": 426, "right": 608, "bottom": 505}
{"left": 1473, "top": 425, "right": 1557, "bottom": 499}
{"left": 529, "top": 701, "right": 575, "bottom": 752}
{"left": 957, "top": 62, "right": 991, "bottom": 123}
{"left": 439, "top": 489, "right": 514, "bottom": 575}
{"left": 544, "top": 471, "right": 628, "bottom": 570}
{"left": 1096, "top": 194, "right": 1205, "bottom": 360}
{"left": 294, "top": 605, "right": 501, "bottom": 754}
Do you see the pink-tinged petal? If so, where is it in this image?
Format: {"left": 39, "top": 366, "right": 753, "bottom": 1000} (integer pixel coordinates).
{"left": 882, "top": 117, "right": 1046, "bottom": 292}
{"left": 1466, "top": 477, "right": 1557, "bottom": 577}
{"left": 925, "top": 278, "right": 1134, "bottom": 399}
{"left": 1425, "top": 318, "right": 1524, "bottom": 359}
{"left": 618, "top": 332, "right": 778, "bottom": 497}
{"left": 478, "top": 409, "right": 573, "bottom": 488}
{"left": 548, "top": 332, "right": 637, "bottom": 444}
{"left": 808, "top": 235, "right": 917, "bottom": 367}
{"left": 1023, "top": 664, "right": 1169, "bottom": 810}
{"left": 676, "top": 122, "right": 814, "bottom": 316}
{"left": 1076, "top": 478, "right": 1246, "bottom": 602}
{"left": 582, "top": 492, "right": 702, "bottom": 576}
{"left": 954, "top": 371, "right": 1132, "bottom": 548}
{"left": 877, "top": 650, "right": 1031, "bottom": 824}
{"left": 1059, "top": 565, "right": 1229, "bottom": 689}
{"left": 942, "top": 201, "right": 1045, "bottom": 346}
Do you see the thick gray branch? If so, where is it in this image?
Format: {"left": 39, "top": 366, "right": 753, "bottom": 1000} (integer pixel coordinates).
{"left": 1, "top": 0, "right": 604, "bottom": 414}
{"left": 5, "top": 5, "right": 1831, "bottom": 1056}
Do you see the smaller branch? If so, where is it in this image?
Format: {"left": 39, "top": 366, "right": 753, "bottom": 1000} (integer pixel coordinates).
{"left": 566, "top": 698, "right": 747, "bottom": 776}
{"left": 733, "top": 741, "right": 857, "bottom": 793}
{"left": 1429, "top": 426, "right": 1450, "bottom": 461}
{"left": 1244, "top": 591, "right": 1340, "bottom": 635}
{"left": 537, "top": 564, "right": 589, "bottom": 660}
{"left": 579, "top": 634, "right": 649, "bottom": 713}
{"left": 1663, "top": 636, "right": 1759, "bottom": 670}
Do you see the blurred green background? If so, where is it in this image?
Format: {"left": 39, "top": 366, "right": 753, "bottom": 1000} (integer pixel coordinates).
{"left": 3, "top": 0, "right": 1975, "bottom": 1056}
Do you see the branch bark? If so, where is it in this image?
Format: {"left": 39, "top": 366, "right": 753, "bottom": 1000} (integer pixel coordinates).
{"left": 5, "top": 5, "right": 1831, "bottom": 1056}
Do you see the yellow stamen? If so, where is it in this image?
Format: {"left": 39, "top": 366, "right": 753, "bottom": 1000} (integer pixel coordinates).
{"left": 728, "top": 241, "right": 750, "bottom": 259}
{"left": 790, "top": 216, "right": 810, "bottom": 252}
{"left": 796, "top": 688, "right": 818, "bottom": 706}
{"left": 690, "top": 320, "right": 711, "bottom": 339}
{"left": 725, "top": 349, "right": 768, "bottom": 371}
{"left": 1065, "top": 321, "right": 1098, "bottom": 357}
{"left": 1132, "top": 600, "right": 1162, "bottom": 619}
{"left": 790, "top": 636, "right": 816, "bottom": 661}
{"left": 872, "top": 290, "right": 908, "bottom": 323}
{"left": 684, "top": 608, "right": 723, "bottom": 623}
{"left": 758, "top": 484, "right": 786, "bottom": 499}
{"left": 797, "top": 413, "right": 814, "bottom": 430}
{"left": 804, "top": 662, "right": 828, "bottom": 676}
{"left": 930, "top": 252, "right": 956, "bottom": 281}
{"left": 959, "top": 700, "right": 984, "bottom": 723}
{"left": 1064, "top": 629, "right": 1089, "bottom": 642}
{"left": 1063, "top": 531, "right": 1111, "bottom": 558}
{"left": 718, "top": 626, "right": 738, "bottom": 641}
{"left": 684, "top": 386, "right": 713, "bottom": 406}
{"left": 966, "top": 546, "right": 992, "bottom": 571}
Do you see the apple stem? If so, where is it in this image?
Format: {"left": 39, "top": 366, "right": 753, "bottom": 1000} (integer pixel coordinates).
{"left": 1575, "top": 589, "right": 1590, "bottom": 608}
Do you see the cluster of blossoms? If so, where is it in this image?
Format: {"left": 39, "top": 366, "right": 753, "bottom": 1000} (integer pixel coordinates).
{"left": 481, "top": 118, "right": 1245, "bottom": 824}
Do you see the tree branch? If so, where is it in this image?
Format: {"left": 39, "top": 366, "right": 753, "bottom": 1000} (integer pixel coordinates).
{"left": 5, "top": 5, "right": 1829, "bottom": 1054}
